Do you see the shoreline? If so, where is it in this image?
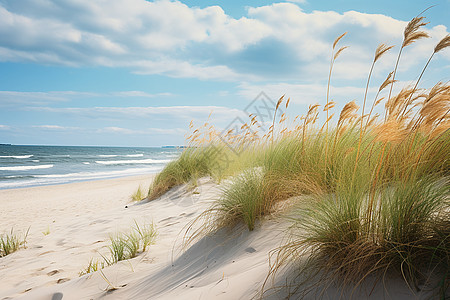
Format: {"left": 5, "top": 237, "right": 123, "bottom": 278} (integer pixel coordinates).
{"left": 0, "top": 173, "right": 157, "bottom": 192}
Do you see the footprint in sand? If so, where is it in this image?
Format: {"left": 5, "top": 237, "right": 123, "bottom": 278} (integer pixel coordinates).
{"left": 57, "top": 278, "right": 70, "bottom": 284}
{"left": 47, "top": 269, "right": 61, "bottom": 276}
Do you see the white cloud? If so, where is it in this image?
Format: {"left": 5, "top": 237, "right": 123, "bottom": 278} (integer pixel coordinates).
{"left": 31, "top": 125, "right": 79, "bottom": 130}
{"left": 99, "top": 126, "right": 186, "bottom": 135}
{"left": 110, "top": 91, "right": 173, "bottom": 98}
{"left": 28, "top": 105, "right": 247, "bottom": 123}
{"left": 131, "top": 59, "right": 249, "bottom": 81}
{"left": 100, "top": 127, "right": 135, "bottom": 134}
{"left": 0, "top": 90, "right": 173, "bottom": 107}
{"left": 238, "top": 82, "right": 369, "bottom": 105}
{"left": 0, "top": 124, "right": 10, "bottom": 130}
{"left": 0, "top": 91, "right": 73, "bottom": 106}
{"left": 0, "top": 1, "right": 448, "bottom": 82}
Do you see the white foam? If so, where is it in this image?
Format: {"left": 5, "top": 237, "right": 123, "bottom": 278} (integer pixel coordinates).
{"left": 126, "top": 154, "right": 144, "bottom": 157}
{"left": 95, "top": 159, "right": 171, "bottom": 165}
{"left": 0, "top": 167, "right": 160, "bottom": 189}
{"left": 98, "top": 155, "right": 118, "bottom": 158}
{"left": 36, "top": 167, "right": 158, "bottom": 180}
{"left": 82, "top": 162, "right": 90, "bottom": 165}
{"left": 0, "top": 164, "right": 54, "bottom": 171}
{"left": 0, "top": 155, "right": 34, "bottom": 159}
{"left": 0, "top": 167, "right": 162, "bottom": 189}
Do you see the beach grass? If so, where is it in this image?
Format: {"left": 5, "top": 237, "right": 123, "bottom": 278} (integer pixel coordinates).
{"left": 0, "top": 228, "right": 29, "bottom": 257}
{"left": 80, "top": 222, "right": 157, "bottom": 276}
{"left": 150, "top": 14, "right": 450, "bottom": 297}
{"left": 131, "top": 186, "right": 145, "bottom": 202}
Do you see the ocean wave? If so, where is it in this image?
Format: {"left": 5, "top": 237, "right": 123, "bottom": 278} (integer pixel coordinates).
{"left": 126, "top": 154, "right": 144, "bottom": 157}
{"left": 1, "top": 175, "right": 35, "bottom": 179}
{"left": 98, "top": 154, "right": 144, "bottom": 158}
{"left": 0, "top": 164, "right": 54, "bottom": 171}
{"left": 36, "top": 167, "right": 159, "bottom": 179}
{"left": 0, "top": 166, "right": 160, "bottom": 190}
{"left": 95, "top": 159, "right": 171, "bottom": 165}
{"left": 0, "top": 155, "right": 34, "bottom": 159}
{"left": 82, "top": 162, "right": 90, "bottom": 165}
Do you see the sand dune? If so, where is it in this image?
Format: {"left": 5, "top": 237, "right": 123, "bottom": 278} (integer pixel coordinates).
{"left": 0, "top": 176, "right": 442, "bottom": 299}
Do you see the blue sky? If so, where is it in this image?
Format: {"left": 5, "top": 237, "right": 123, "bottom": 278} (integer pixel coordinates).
{"left": 0, "top": 0, "right": 449, "bottom": 146}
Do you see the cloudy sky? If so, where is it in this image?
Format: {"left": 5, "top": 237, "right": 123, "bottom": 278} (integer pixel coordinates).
{"left": 0, "top": 0, "right": 449, "bottom": 146}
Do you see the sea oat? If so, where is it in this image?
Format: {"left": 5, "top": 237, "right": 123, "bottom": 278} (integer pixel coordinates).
{"left": 374, "top": 44, "right": 395, "bottom": 62}
{"left": 402, "top": 16, "right": 430, "bottom": 48}
{"left": 379, "top": 72, "right": 395, "bottom": 93}
{"left": 434, "top": 34, "right": 450, "bottom": 53}
{"left": 333, "top": 32, "right": 348, "bottom": 49}
{"left": 338, "top": 101, "right": 359, "bottom": 124}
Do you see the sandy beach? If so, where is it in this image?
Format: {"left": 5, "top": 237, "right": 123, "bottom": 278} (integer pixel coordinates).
{"left": 0, "top": 175, "right": 445, "bottom": 300}
{"left": 0, "top": 175, "right": 286, "bottom": 300}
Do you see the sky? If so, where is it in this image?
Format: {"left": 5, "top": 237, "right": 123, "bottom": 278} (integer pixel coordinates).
{"left": 0, "top": 0, "right": 449, "bottom": 147}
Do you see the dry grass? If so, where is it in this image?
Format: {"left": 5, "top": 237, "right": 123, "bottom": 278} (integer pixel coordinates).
{"left": 149, "top": 13, "right": 450, "bottom": 298}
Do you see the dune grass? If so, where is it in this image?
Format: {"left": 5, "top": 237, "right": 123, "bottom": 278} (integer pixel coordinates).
{"left": 150, "top": 14, "right": 450, "bottom": 297}
{"left": 131, "top": 186, "right": 145, "bottom": 202}
{"left": 148, "top": 146, "right": 219, "bottom": 200}
{"left": 80, "top": 222, "right": 157, "bottom": 276}
{"left": 0, "top": 228, "right": 29, "bottom": 257}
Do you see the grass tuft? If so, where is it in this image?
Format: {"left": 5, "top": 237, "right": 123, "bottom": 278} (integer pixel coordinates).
{"left": 0, "top": 228, "right": 29, "bottom": 257}
{"left": 131, "top": 186, "right": 145, "bottom": 202}
{"left": 80, "top": 222, "right": 157, "bottom": 276}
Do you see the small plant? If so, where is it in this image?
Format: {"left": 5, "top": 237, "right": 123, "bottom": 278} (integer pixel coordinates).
{"left": 79, "top": 258, "right": 106, "bottom": 276}
{"left": 0, "top": 227, "right": 29, "bottom": 257}
{"left": 42, "top": 226, "right": 50, "bottom": 236}
{"left": 133, "top": 221, "right": 157, "bottom": 252}
{"left": 131, "top": 186, "right": 145, "bottom": 202}
{"left": 80, "top": 222, "right": 157, "bottom": 275}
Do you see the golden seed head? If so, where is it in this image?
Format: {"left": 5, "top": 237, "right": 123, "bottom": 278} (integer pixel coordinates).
{"left": 374, "top": 44, "right": 394, "bottom": 62}
{"left": 285, "top": 97, "right": 291, "bottom": 109}
{"left": 338, "top": 100, "right": 359, "bottom": 124}
{"left": 379, "top": 71, "right": 396, "bottom": 92}
{"left": 276, "top": 95, "right": 285, "bottom": 110}
{"left": 434, "top": 34, "right": 450, "bottom": 53}
{"left": 334, "top": 46, "right": 348, "bottom": 60}
{"left": 333, "top": 32, "right": 347, "bottom": 49}
{"left": 374, "top": 119, "right": 408, "bottom": 143}
{"left": 402, "top": 16, "right": 430, "bottom": 48}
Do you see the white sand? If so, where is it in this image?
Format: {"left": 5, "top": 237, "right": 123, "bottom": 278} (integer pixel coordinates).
{"left": 0, "top": 175, "right": 286, "bottom": 300}
{"left": 0, "top": 176, "right": 444, "bottom": 300}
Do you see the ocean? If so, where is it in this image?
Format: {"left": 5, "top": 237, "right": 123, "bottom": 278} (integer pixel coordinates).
{"left": 0, "top": 145, "right": 181, "bottom": 190}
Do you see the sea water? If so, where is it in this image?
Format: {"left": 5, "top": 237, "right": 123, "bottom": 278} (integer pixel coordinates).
{"left": 0, "top": 145, "right": 182, "bottom": 189}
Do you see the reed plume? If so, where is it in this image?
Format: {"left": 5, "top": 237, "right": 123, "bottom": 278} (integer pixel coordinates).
{"left": 387, "top": 16, "right": 430, "bottom": 109}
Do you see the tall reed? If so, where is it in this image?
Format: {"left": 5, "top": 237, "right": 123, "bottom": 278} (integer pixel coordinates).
{"left": 148, "top": 12, "right": 450, "bottom": 297}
